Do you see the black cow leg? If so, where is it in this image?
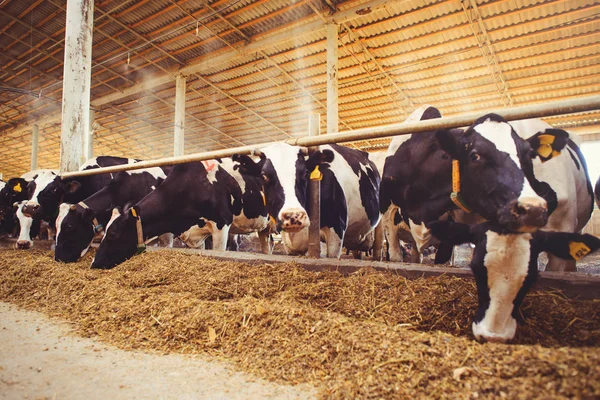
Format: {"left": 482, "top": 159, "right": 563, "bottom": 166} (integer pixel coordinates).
{"left": 434, "top": 241, "right": 454, "bottom": 264}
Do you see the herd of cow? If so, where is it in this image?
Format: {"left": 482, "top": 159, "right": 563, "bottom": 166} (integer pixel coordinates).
{"left": 1, "top": 106, "right": 600, "bottom": 342}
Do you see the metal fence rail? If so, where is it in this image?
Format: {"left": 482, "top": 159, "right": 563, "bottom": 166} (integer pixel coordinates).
{"left": 61, "top": 95, "right": 600, "bottom": 178}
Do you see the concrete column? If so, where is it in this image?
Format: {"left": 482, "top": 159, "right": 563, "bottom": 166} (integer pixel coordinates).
{"left": 60, "top": 0, "right": 94, "bottom": 173}
{"left": 31, "top": 124, "right": 39, "bottom": 170}
{"left": 174, "top": 74, "right": 186, "bottom": 157}
{"left": 84, "top": 109, "right": 95, "bottom": 162}
{"left": 307, "top": 113, "right": 321, "bottom": 258}
{"left": 326, "top": 23, "right": 339, "bottom": 134}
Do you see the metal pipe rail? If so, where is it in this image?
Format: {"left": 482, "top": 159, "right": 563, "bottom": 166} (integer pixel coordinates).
{"left": 61, "top": 95, "right": 600, "bottom": 178}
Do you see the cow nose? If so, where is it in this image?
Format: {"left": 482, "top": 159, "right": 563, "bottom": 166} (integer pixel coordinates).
{"left": 279, "top": 208, "right": 309, "bottom": 231}
{"left": 15, "top": 240, "right": 32, "bottom": 250}
{"left": 513, "top": 197, "right": 548, "bottom": 229}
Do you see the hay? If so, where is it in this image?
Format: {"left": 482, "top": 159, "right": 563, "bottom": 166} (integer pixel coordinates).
{"left": 0, "top": 248, "right": 599, "bottom": 399}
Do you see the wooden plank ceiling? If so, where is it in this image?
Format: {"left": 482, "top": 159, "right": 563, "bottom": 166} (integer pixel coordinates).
{"left": 0, "top": 0, "right": 599, "bottom": 178}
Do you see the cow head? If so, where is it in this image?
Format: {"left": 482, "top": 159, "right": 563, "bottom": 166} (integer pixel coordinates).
{"left": 436, "top": 114, "right": 563, "bottom": 232}
{"left": 234, "top": 143, "right": 333, "bottom": 232}
{"left": 91, "top": 205, "right": 140, "bottom": 269}
{"left": 24, "top": 171, "right": 82, "bottom": 219}
{"left": 54, "top": 203, "right": 97, "bottom": 262}
{"left": 0, "top": 178, "right": 29, "bottom": 218}
{"left": 15, "top": 201, "right": 34, "bottom": 249}
{"left": 429, "top": 220, "right": 600, "bottom": 342}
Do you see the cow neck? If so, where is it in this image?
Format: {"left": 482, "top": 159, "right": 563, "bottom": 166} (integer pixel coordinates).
{"left": 76, "top": 201, "right": 103, "bottom": 233}
{"left": 450, "top": 160, "right": 472, "bottom": 213}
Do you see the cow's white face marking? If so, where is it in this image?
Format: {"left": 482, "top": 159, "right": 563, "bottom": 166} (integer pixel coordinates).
{"left": 101, "top": 208, "right": 122, "bottom": 243}
{"left": 474, "top": 231, "right": 531, "bottom": 342}
{"left": 28, "top": 171, "right": 58, "bottom": 205}
{"left": 262, "top": 143, "right": 305, "bottom": 218}
{"left": 220, "top": 158, "right": 246, "bottom": 192}
{"left": 15, "top": 200, "right": 33, "bottom": 246}
{"left": 474, "top": 119, "right": 542, "bottom": 202}
{"left": 55, "top": 203, "right": 72, "bottom": 243}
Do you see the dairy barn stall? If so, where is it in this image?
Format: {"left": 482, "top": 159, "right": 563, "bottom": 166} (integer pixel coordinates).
{"left": 1, "top": 0, "right": 600, "bottom": 398}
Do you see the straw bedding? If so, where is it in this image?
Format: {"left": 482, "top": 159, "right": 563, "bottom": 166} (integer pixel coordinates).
{"left": 0, "top": 248, "right": 598, "bottom": 399}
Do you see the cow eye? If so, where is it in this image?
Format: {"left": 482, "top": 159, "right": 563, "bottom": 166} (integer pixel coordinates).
{"left": 469, "top": 152, "right": 481, "bottom": 163}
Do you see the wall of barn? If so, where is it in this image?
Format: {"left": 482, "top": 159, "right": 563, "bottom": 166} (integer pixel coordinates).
{"left": 582, "top": 208, "right": 600, "bottom": 237}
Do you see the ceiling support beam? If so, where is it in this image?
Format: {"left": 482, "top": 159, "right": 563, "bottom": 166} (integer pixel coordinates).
{"left": 31, "top": 125, "right": 39, "bottom": 171}
{"left": 327, "top": 23, "right": 339, "bottom": 135}
{"left": 60, "top": 0, "right": 94, "bottom": 172}
{"left": 174, "top": 74, "right": 186, "bottom": 157}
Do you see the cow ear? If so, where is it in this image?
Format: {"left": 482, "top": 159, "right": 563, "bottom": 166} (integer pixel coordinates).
{"left": 232, "top": 154, "right": 263, "bottom": 176}
{"left": 306, "top": 149, "right": 334, "bottom": 172}
{"left": 526, "top": 128, "right": 569, "bottom": 162}
{"left": 436, "top": 128, "right": 465, "bottom": 160}
{"left": 428, "top": 220, "right": 476, "bottom": 245}
{"left": 65, "top": 181, "right": 82, "bottom": 194}
{"left": 533, "top": 231, "right": 600, "bottom": 261}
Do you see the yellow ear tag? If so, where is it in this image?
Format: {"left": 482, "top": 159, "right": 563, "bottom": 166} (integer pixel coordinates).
{"left": 310, "top": 165, "right": 323, "bottom": 181}
{"left": 536, "top": 134, "right": 558, "bottom": 159}
{"left": 13, "top": 182, "right": 22, "bottom": 193}
{"left": 131, "top": 208, "right": 138, "bottom": 218}
{"left": 569, "top": 241, "right": 591, "bottom": 261}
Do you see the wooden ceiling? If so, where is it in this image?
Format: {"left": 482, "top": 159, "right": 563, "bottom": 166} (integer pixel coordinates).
{"left": 1, "top": 0, "right": 599, "bottom": 178}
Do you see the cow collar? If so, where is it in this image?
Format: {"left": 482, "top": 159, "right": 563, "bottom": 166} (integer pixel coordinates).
{"left": 450, "top": 160, "right": 472, "bottom": 213}
{"left": 77, "top": 202, "right": 103, "bottom": 233}
{"left": 130, "top": 208, "right": 146, "bottom": 254}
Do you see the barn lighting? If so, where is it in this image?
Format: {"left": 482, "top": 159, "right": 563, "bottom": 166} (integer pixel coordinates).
{"left": 127, "top": 53, "right": 130, "bottom": 65}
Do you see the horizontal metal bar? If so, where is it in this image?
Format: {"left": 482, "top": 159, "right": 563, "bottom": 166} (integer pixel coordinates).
{"left": 61, "top": 95, "right": 600, "bottom": 178}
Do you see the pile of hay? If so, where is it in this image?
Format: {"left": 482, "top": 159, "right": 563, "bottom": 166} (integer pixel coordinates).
{"left": 0, "top": 249, "right": 598, "bottom": 398}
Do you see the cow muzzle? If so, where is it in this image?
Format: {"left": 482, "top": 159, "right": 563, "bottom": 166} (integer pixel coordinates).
{"left": 22, "top": 202, "right": 42, "bottom": 218}
{"left": 15, "top": 240, "right": 33, "bottom": 250}
{"left": 279, "top": 208, "right": 309, "bottom": 232}
{"left": 498, "top": 197, "right": 548, "bottom": 232}
{"left": 472, "top": 318, "right": 517, "bottom": 343}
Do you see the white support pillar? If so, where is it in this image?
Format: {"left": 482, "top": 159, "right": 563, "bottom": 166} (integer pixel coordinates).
{"left": 60, "top": 0, "right": 94, "bottom": 173}
{"left": 84, "top": 109, "right": 95, "bottom": 162}
{"left": 326, "top": 23, "right": 339, "bottom": 134}
{"left": 31, "top": 124, "right": 39, "bottom": 171}
{"left": 174, "top": 74, "right": 186, "bottom": 157}
{"left": 307, "top": 113, "right": 321, "bottom": 259}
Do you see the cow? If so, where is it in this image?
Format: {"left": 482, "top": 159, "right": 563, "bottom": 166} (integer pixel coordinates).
{"left": 233, "top": 143, "right": 381, "bottom": 258}
{"left": 379, "top": 105, "right": 457, "bottom": 263}
{"left": 54, "top": 166, "right": 170, "bottom": 263}
{"left": 429, "top": 219, "right": 600, "bottom": 342}
{"left": 436, "top": 114, "right": 593, "bottom": 271}
{"left": 0, "top": 170, "right": 50, "bottom": 248}
{"left": 91, "top": 158, "right": 270, "bottom": 269}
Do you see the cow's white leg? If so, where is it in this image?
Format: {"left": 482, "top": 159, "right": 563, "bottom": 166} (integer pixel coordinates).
{"left": 211, "top": 225, "right": 230, "bottom": 251}
{"left": 373, "top": 220, "right": 384, "bottom": 261}
{"left": 258, "top": 229, "right": 271, "bottom": 254}
{"left": 383, "top": 212, "right": 403, "bottom": 262}
{"left": 322, "top": 227, "right": 343, "bottom": 259}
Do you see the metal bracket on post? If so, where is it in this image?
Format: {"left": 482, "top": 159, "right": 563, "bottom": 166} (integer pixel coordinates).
{"left": 307, "top": 113, "right": 321, "bottom": 258}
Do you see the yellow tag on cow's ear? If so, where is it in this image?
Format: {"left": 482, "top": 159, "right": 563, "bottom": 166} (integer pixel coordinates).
{"left": 569, "top": 241, "right": 591, "bottom": 261}
{"left": 536, "top": 134, "right": 560, "bottom": 160}
{"left": 13, "top": 182, "right": 22, "bottom": 193}
{"left": 310, "top": 165, "right": 323, "bottom": 181}
{"left": 130, "top": 208, "right": 138, "bottom": 218}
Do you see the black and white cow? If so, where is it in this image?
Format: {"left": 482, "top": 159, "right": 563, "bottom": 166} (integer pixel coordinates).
{"left": 91, "top": 158, "right": 270, "bottom": 269}
{"left": 0, "top": 170, "right": 50, "bottom": 248}
{"left": 429, "top": 220, "right": 600, "bottom": 342}
{"left": 234, "top": 143, "right": 381, "bottom": 258}
{"left": 380, "top": 105, "right": 457, "bottom": 263}
{"left": 436, "top": 114, "right": 594, "bottom": 271}
{"left": 54, "top": 166, "right": 170, "bottom": 262}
